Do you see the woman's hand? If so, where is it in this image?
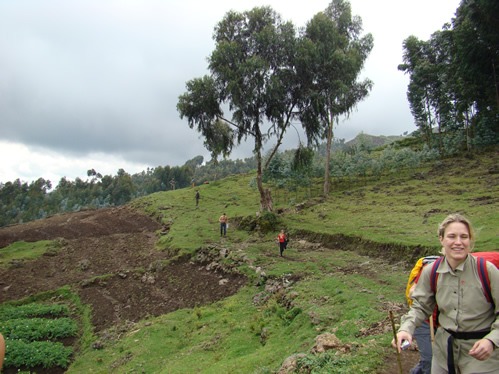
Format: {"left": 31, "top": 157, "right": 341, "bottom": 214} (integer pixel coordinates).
{"left": 391, "top": 331, "right": 412, "bottom": 353}
{"left": 469, "top": 339, "right": 494, "bottom": 361}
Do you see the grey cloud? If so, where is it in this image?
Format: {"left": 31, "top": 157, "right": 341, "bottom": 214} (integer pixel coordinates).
{"left": 0, "top": 0, "right": 460, "bottom": 183}
{"left": 0, "top": 0, "right": 218, "bottom": 168}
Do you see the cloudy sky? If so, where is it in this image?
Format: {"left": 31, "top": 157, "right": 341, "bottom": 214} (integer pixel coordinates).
{"left": 0, "top": 0, "right": 461, "bottom": 184}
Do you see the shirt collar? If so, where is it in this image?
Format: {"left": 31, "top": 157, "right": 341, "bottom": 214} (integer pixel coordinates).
{"left": 440, "top": 254, "right": 470, "bottom": 273}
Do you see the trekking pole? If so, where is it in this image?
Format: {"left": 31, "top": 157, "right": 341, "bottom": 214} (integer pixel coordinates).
{"left": 389, "top": 311, "right": 403, "bottom": 374}
{"left": 429, "top": 317, "right": 435, "bottom": 343}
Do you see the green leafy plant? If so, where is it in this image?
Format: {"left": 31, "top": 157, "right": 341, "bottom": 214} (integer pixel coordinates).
{"left": 0, "top": 302, "right": 69, "bottom": 320}
{"left": 4, "top": 340, "right": 73, "bottom": 369}
{"left": 1, "top": 317, "right": 78, "bottom": 341}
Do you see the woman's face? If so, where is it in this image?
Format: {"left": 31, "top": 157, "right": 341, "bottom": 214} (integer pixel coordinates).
{"left": 439, "top": 221, "right": 471, "bottom": 267}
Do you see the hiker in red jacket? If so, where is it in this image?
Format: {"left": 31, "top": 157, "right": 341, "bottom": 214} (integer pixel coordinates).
{"left": 393, "top": 214, "right": 499, "bottom": 373}
{"left": 277, "top": 229, "right": 287, "bottom": 257}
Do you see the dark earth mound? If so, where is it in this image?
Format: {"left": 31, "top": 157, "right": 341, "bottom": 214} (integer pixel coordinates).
{"left": 0, "top": 207, "right": 246, "bottom": 332}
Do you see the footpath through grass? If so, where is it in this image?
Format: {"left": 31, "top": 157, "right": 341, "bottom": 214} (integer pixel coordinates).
{"left": 68, "top": 151, "right": 498, "bottom": 373}
{"left": 2, "top": 151, "right": 498, "bottom": 373}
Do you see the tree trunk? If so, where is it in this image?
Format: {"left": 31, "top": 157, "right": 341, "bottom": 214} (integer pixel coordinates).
{"left": 255, "top": 138, "right": 273, "bottom": 212}
{"left": 323, "top": 115, "right": 334, "bottom": 196}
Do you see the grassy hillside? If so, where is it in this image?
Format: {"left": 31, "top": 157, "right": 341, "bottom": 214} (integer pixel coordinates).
{"left": 68, "top": 150, "right": 498, "bottom": 373}
{"left": 5, "top": 149, "right": 498, "bottom": 373}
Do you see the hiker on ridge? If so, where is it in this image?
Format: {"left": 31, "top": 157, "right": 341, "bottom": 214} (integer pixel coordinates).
{"left": 277, "top": 229, "right": 287, "bottom": 257}
{"left": 219, "top": 213, "right": 228, "bottom": 237}
{"left": 393, "top": 213, "right": 499, "bottom": 373}
{"left": 195, "top": 190, "right": 200, "bottom": 207}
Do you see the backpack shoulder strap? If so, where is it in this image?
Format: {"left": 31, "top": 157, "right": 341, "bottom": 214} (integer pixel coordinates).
{"left": 476, "top": 257, "right": 493, "bottom": 304}
{"left": 430, "top": 257, "right": 444, "bottom": 294}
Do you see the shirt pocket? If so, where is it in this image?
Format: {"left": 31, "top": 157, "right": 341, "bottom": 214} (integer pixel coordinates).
{"left": 461, "top": 281, "right": 492, "bottom": 329}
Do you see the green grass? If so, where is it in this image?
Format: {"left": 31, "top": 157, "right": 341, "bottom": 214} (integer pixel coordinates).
{"left": 284, "top": 155, "right": 498, "bottom": 250}
{"left": 0, "top": 240, "right": 61, "bottom": 268}
{"left": 3, "top": 150, "right": 499, "bottom": 373}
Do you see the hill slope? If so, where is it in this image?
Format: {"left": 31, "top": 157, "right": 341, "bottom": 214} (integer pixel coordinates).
{"left": 0, "top": 207, "right": 246, "bottom": 332}
{"left": 0, "top": 149, "right": 497, "bottom": 373}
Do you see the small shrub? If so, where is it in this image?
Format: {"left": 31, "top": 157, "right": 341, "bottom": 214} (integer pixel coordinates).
{"left": 257, "top": 212, "right": 280, "bottom": 233}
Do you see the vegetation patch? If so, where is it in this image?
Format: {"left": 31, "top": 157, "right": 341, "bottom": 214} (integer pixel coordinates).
{"left": 0, "top": 289, "right": 93, "bottom": 373}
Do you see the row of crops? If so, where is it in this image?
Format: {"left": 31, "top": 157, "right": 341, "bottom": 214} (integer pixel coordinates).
{"left": 0, "top": 301, "right": 80, "bottom": 371}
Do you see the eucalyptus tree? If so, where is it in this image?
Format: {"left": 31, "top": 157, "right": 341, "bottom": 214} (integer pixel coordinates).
{"left": 399, "top": 0, "right": 499, "bottom": 151}
{"left": 399, "top": 30, "right": 456, "bottom": 153}
{"left": 297, "top": 0, "right": 373, "bottom": 196}
{"left": 452, "top": 0, "right": 499, "bottom": 145}
{"left": 177, "top": 7, "right": 302, "bottom": 211}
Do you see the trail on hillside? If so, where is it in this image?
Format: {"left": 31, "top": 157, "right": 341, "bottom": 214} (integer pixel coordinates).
{"left": 0, "top": 206, "right": 418, "bottom": 373}
{"left": 0, "top": 207, "right": 246, "bottom": 332}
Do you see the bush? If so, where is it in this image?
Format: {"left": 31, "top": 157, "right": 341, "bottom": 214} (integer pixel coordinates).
{"left": 238, "top": 212, "right": 281, "bottom": 234}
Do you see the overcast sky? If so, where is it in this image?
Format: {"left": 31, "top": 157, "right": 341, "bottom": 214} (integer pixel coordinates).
{"left": 0, "top": 0, "right": 461, "bottom": 184}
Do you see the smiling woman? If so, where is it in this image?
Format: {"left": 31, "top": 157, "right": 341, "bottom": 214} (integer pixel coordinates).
{"left": 394, "top": 213, "right": 499, "bottom": 374}
{"left": 438, "top": 214, "right": 474, "bottom": 270}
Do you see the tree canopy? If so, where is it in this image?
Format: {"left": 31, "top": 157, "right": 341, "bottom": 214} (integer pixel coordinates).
{"left": 298, "top": 0, "right": 373, "bottom": 195}
{"left": 178, "top": 1, "right": 373, "bottom": 207}
{"left": 398, "top": 0, "right": 498, "bottom": 151}
{"left": 178, "top": 6, "right": 302, "bottom": 211}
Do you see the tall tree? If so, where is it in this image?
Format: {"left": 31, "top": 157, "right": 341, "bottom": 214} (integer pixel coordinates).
{"left": 298, "top": 0, "right": 373, "bottom": 195}
{"left": 399, "top": 30, "right": 456, "bottom": 153}
{"left": 177, "top": 7, "right": 301, "bottom": 211}
{"left": 452, "top": 0, "right": 499, "bottom": 144}
{"left": 399, "top": 0, "right": 498, "bottom": 151}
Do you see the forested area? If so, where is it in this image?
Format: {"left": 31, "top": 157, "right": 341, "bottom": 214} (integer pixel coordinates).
{"left": 0, "top": 0, "right": 497, "bottom": 227}
{"left": 398, "top": 0, "right": 498, "bottom": 152}
{"left": 0, "top": 156, "right": 257, "bottom": 227}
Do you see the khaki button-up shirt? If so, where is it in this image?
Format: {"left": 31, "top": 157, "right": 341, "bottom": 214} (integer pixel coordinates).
{"left": 400, "top": 255, "right": 499, "bottom": 373}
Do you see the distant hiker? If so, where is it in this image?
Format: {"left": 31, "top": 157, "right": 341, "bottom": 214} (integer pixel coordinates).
{"left": 393, "top": 214, "right": 499, "bottom": 374}
{"left": 195, "top": 190, "right": 200, "bottom": 206}
{"left": 277, "top": 229, "right": 287, "bottom": 257}
{"left": 219, "top": 213, "right": 228, "bottom": 237}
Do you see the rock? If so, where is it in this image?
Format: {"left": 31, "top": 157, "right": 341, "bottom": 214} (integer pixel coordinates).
{"left": 92, "top": 340, "right": 104, "bottom": 350}
{"left": 308, "top": 311, "right": 321, "bottom": 325}
{"left": 278, "top": 353, "right": 307, "bottom": 374}
{"left": 78, "top": 259, "right": 91, "bottom": 271}
{"left": 141, "top": 274, "right": 155, "bottom": 284}
{"left": 311, "top": 333, "right": 350, "bottom": 354}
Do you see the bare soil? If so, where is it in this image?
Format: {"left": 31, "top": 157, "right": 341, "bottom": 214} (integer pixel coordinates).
{"left": 0, "top": 206, "right": 418, "bottom": 373}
